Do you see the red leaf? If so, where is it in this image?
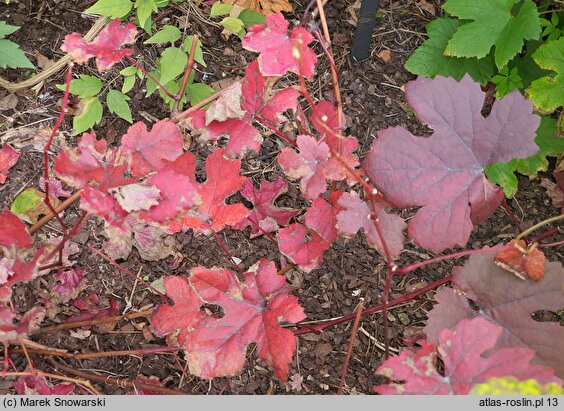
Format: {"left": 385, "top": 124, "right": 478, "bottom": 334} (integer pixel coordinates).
{"left": 232, "top": 178, "right": 299, "bottom": 238}
{"left": 304, "top": 193, "right": 342, "bottom": 244}
{"left": 187, "top": 259, "right": 306, "bottom": 380}
{"left": 374, "top": 317, "right": 561, "bottom": 394}
{"left": 0, "top": 307, "right": 44, "bottom": 344}
{"left": 277, "top": 223, "right": 329, "bottom": 272}
{"left": 188, "top": 61, "right": 299, "bottom": 156}
{"left": 0, "top": 145, "right": 20, "bottom": 184}
{"left": 425, "top": 253, "right": 564, "bottom": 377}
{"left": 14, "top": 376, "right": 75, "bottom": 395}
{"left": 81, "top": 187, "right": 128, "bottom": 228}
{"left": 363, "top": 75, "right": 540, "bottom": 252}
{"left": 0, "top": 209, "right": 32, "bottom": 248}
{"left": 61, "top": 18, "right": 137, "bottom": 70}
{"left": 120, "top": 121, "right": 184, "bottom": 178}
{"left": 336, "top": 191, "right": 405, "bottom": 258}
{"left": 494, "top": 239, "right": 546, "bottom": 281}
{"left": 151, "top": 275, "right": 207, "bottom": 347}
{"left": 54, "top": 132, "right": 133, "bottom": 192}
{"left": 69, "top": 293, "right": 118, "bottom": 324}
{"left": 278, "top": 135, "right": 330, "bottom": 200}
{"left": 52, "top": 268, "right": 85, "bottom": 303}
{"left": 167, "top": 149, "right": 249, "bottom": 234}
{"left": 243, "top": 13, "right": 317, "bottom": 77}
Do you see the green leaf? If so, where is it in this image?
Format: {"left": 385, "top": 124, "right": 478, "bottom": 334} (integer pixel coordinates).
{"left": 507, "top": 39, "right": 550, "bottom": 89}
{"left": 183, "top": 35, "right": 206, "bottom": 67}
{"left": 57, "top": 75, "right": 103, "bottom": 98}
{"left": 85, "top": 0, "right": 133, "bottom": 18}
{"left": 485, "top": 116, "right": 564, "bottom": 197}
{"left": 404, "top": 18, "right": 495, "bottom": 84}
{"left": 185, "top": 82, "right": 215, "bottom": 106}
{"left": 135, "top": 0, "right": 157, "bottom": 31}
{"left": 220, "top": 16, "right": 245, "bottom": 36}
{"left": 71, "top": 96, "right": 103, "bottom": 135}
{"left": 0, "top": 39, "right": 34, "bottom": 69}
{"left": 527, "top": 37, "right": 564, "bottom": 112}
{"left": 238, "top": 8, "right": 266, "bottom": 29}
{"left": 0, "top": 21, "right": 19, "bottom": 39}
{"left": 120, "top": 66, "right": 137, "bottom": 76}
{"left": 210, "top": 2, "right": 233, "bottom": 17}
{"left": 149, "top": 277, "right": 165, "bottom": 294}
{"left": 143, "top": 24, "right": 181, "bottom": 44}
{"left": 106, "top": 89, "right": 132, "bottom": 123}
{"left": 491, "top": 66, "right": 523, "bottom": 98}
{"left": 122, "top": 75, "right": 136, "bottom": 93}
{"left": 11, "top": 188, "right": 43, "bottom": 216}
{"left": 145, "top": 69, "right": 160, "bottom": 96}
{"left": 443, "top": 0, "right": 541, "bottom": 68}
{"left": 485, "top": 161, "right": 518, "bottom": 197}
{"left": 158, "top": 46, "right": 187, "bottom": 85}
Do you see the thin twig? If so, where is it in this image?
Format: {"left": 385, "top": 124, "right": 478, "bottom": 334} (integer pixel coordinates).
{"left": 337, "top": 298, "right": 364, "bottom": 395}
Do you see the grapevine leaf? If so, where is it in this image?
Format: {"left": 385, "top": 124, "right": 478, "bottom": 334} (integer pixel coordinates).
{"left": 336, "top": 191, "right": 406, "bottom": 258}
{"left": 0, "top": 307, "right": 45, "bottom": 345}
{"left": 120, "top": 121, "right": 183, "bottom": 178}
{"left": 304, "top": 194, "right": 341, "bottom": 244}
{"left": 85, "top": 0, "right": 133, "bottom": 18}
{"left": 363, "top": 75, "right": 540, "bottom": 252}
{"left": 374, "top": 317, "right": 561, "bottom": 394}
{"left": 232, "top": 178, "right": 299, "bottom": 238}
{"left": 527, "top": 37, "right": 564, "bottom": 113}
{"left": 151, "top": 275, "right": 208, "bottom": 350}
{"left": 442, "top": 0, "right": 540, "bottom": 68}
{"left": 0, "top": 209, "right": 32, "bottom": 249}
{"left": 14, "top": 376, "right": 75, "bottom": 395}
{"left": 424, "top": 253, "right": 564, "bottom": 377}
{"left": 188, "top": 259, "right": 306, "bottom": 380}
{"left": 242, "top": 13, "right": 317, "bottom": 77}
{"left": 167, "top": 148, "right": 249, "bottom": 234}
{"left": 144, "top": 25, "right": 181, "bottom": 44}
{"left": 54, "top": 132, "right": 134, "bottom": 191}
{"left": 106, "top": 89, "right": 132, "bottom": 123}
{"left": 404, "top": 18, "right": 495, "bottom": 83}
{"left": 0, "top": 144, "right": 20, "bottom": 184}
{"left": 188, "top": 60, "right": 298, "bottom": 156}
{"left": 277, "top": 223, "right": 329, "bottom": 272}
{"left": 61, "top": 18, "right": 137, "bottom": 70}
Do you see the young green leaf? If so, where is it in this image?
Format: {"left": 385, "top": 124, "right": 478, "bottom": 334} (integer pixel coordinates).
{"left": 443, "top": 0, "right": 541, "bottom": 68}
{"left": 135, "top": 0, "right": 157, "bottom": 30}
{"left": 57, "top": 75, "right": 103, "bottom": 99}
{"left": 71, "top": 96, "right": 103, "bottom": 135}
{"left": 238, "top": 8, "right": 266, "bottom": 29}
{"left": 0, "top": 39, "right": 35, "bottom": 69}
{"left": 121, "top": 75, "right": 136, "bottom": 93}
{"left": 158, "top": 46, "right": 187, "bottom": 85}
{"left": 183, "top": 35, "right": 206, "bottom": 67}
{"left": 221, "top": 16, "right": 245, "bottom": 37}
{"left": 143, "top": 24, "right": 181, "bottom": 44}
{"left": 185, "top": 83, "right": 216, "bottom": 106}
{"left": 527, "top": 37, "right": 564, "bottom": 112}
{"left": 106, "top": 89, "right": 132, "bottom": 123}
{"left": 210, "top": 2, "right": 233, "bottom": 17}
{"left": 404, "top": 18, "right": 495, "bottom": 83}
{"left": 0, "top": 21, "right": 19, "bottom": 38}
{"left": 85, "top": 0, "right": 133, "bottom": 18}
{"left": 491, "top": 66, "right": 523, "bottom": 98}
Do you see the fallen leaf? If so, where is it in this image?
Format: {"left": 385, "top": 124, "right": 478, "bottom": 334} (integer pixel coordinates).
{"left": 378, "top": 49, "right": 391, "bottom": 63}
{"left": 223, "top": 0, "right": 292, "bottom": 15}
{"left": 494, "top": 239, "right": 546, "bottom": 281}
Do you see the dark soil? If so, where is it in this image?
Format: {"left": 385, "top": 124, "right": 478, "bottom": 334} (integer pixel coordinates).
{"left": 0, "top": 0, "right": 562, "bottom": 395}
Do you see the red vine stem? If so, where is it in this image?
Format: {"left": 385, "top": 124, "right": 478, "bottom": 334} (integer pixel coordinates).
{"left": 87, "top": 245, "right": 169, "bottom": 303}
{"left": 294, "top": 274, "right": 452, "bottom": 335}
{"left": 337, "top": 297, "right": 364, "bottom": 395}
{"left": 173, "top": 34, "right": 199, "bottom": 115}
{"left": 210, "top": 228, "right": 243, "bottom": 274}
{"left": 396, "top": 243, "right": 515, "bottom": 276}
{"left": 254, "top": 115, "right": 298, "bottom": 147}
{"left": 126, "top": 56, "right": 175, "bottom": 100}
{"left": 10, "top": 346, "right": 178, "bottom": 360}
